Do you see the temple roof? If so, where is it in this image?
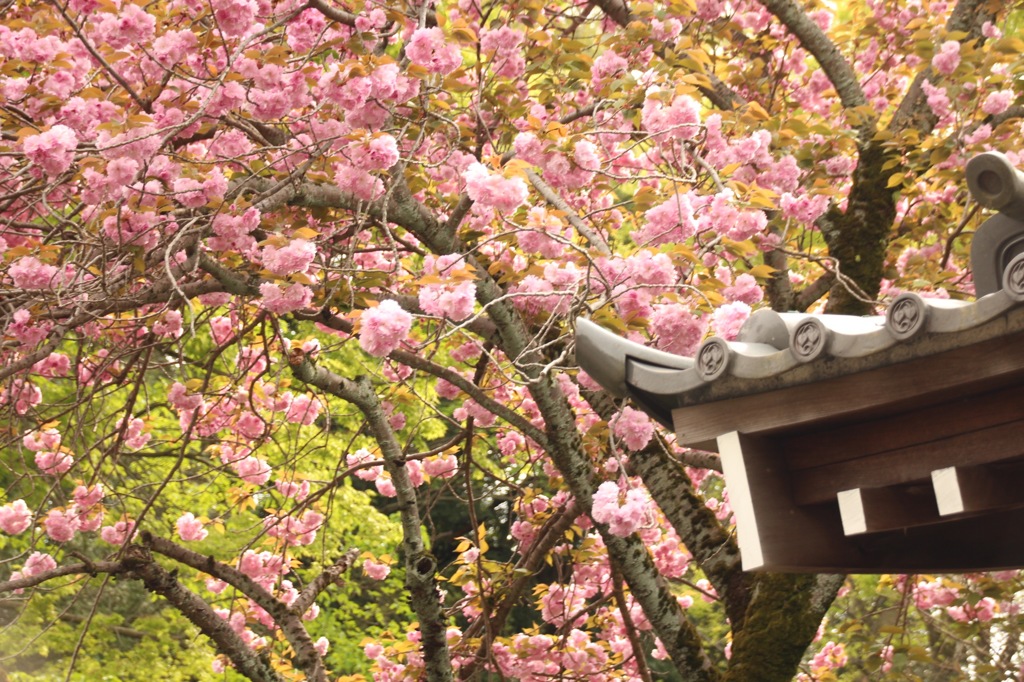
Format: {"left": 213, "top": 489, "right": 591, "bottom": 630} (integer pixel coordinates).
{"left": 573, "top": 152, "right": 1024, "bottom": 572}
{"left": 576, "top": 282, "right": 1024, "bottom": 446}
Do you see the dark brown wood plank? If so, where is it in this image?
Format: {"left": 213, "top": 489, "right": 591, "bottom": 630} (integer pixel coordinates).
{"left": 838, "top": 485, "right": 940, "bottom": 535}
{"left": 782, "top": 382, "right": 1024, "bottom": 472}
{"left": 761, "top": 506, "right": 1024, "bottom": 573}
{"left": 718, "top": 432, "right": 864, "bottom": 571}
{"left": 932, "top": 463, "right": 1024, "bottom": 516}
{"left": 791, "top": 419, "right": 1024, "bottom": 506}
{"left": 673, "top": 333, "right": 1024, "bottom": 445}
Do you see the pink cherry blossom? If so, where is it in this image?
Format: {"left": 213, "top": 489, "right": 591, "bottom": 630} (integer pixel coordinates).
{"left": 711, "top": 301, "right": 751, "bottom": 340}
{"left": 35, "top": 450, "right": 74, "bottom": 475}
{"left": 347, "top": 448, "right": 383, "bottom": 481}
{"left": 285, "top": 394, "right": 321, "bottom": 425}
{"left": 639, "top": 194, "right": 698, "bottom": 246}
{"left": 262, "top": 239, "right": 317, "bottom": 276}
{"left": 23, "top": 428, "right": 60, "bottom": 452}
{"left": 463, "top": 163, "right": 528, "bottom": 212}
{"left": 419, "top": 280, "right": 476, "bottom": 321}
{"left": 591, "top": 481, "right": 649, "bottom": 536}
{"left": 423, "top": 454, "right": 458, "bottom": 478}
{"left": 406, "top": 28, "right": 463, "bottom": 75}
{"left": 73, "top": 484, "right": 104, "bottom": 510}
{"left": 612, "top": 406, "right": 655, "bottom": 451}
{"left": 23, "top": 125, "right": 78, "bottom": 176}
{"left": 232, "top": 456, "right": 272, "bottom": 485}
{"left": 363, "top": 558, "right": 391, "bottom": 580}
{"left": 932, "top": 40, "right": 960, "bottom": 75}
{"left": 101, "top": 519, "right": 136, "bottom": 545}
{"left": 722, "top": 273, "right": 765, "bottom": 305}
{"left": 44, "top": 508, "right": 81, "bottom": 542}
{"left": 9, "top": 256, "right": 59, "bottom": 290}
{"left": 22, "top": 552, "right": 57, "bottom": 577}
{"left": 650, "top": 304, "right": 706, "bottom": 356}
{"left": 275, "top": 479, "right": 310, "bottom": 500}
{"left": 0, "top": 499, "right": 32, "bottom": 534}
{"left": 359, "top": 299, "right": 412, "bottom": 357}
{"left": 260, "top": 282, "right": 314, "bottom": 314}
{"left": 642, "top": 90, "right": 702, "bottom": 139}
{"left": 375, "top": 476, "right": 397, "bottom": 497}
{"left": 176, "top": 512, "right": 209, "bottom": 542}
{"left": 347, "top": 134, "right": 400, "bottom": 171}
{"left": 212, "top": 0, "right": 259, "bottom": 37}
{"left": 152, "top": 310, "right": 183, "bottom": 339}
{"left": 2, "top": 379, "right": 42, "bottom": 415}
{"left": 981, "top": 90, "right": 1014, "bottom": 116}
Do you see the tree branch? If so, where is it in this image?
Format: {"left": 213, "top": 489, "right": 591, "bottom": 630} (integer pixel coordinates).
{"left": 292, "top": 548, "right": 360, "bottom": 617}
{"left": 890, "top": 0, "right": 1001, "bottom": 136}
{"left": 0, "top": 561, "right": 124, "bottom": 594}
{"left": 298, "top": 309, "right": 549, "bottom": 446}
{"left": 526, "top": 169, "right": 612, "bottom": 256}
{"left": 142, "top": 533, "right": 328, "bottom": 682}
{"left": 586, "top": 0, "right": 744, "bottom": 111}
{"left": 119, "top": 544, "right": 285, "bottom": 682}
{"left": 290, "top": 363, "right": 454, "bottom": 682}
{"left": 755, "top": 0, "right": 869, "bottom": 125}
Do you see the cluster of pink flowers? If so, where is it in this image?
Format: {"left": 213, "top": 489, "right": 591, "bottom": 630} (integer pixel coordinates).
{"left": 9, "top": 256, "right": 60, "bottom": 290}
{"left": 711, "top": 301, "right": 751, "bottom": 340}
{"left": 518, "top": 207, "right": 570, "bottom": 258}
{"left": 641, "top": 89, "right": 702, "bottom": 140}
{"left": 152, "top": 310, "right": 183, "bottom": 339}
{"left": 810, "top": 641, "right": 848, "bottom": 672}
{"left": 100, "top": 518, "right": 136, "bottom": 545}
{"left": 463, "top": 163, "right": 528, "bottom": 212}
{"left": 209, "top": 207, "right": 262, "bottom": 254}
{"left": 363, "top": 558, "right": 391, "bottom": 580}
{"left": 612, "top": 406, "right": 655, "bottom": 451}
{"left": 359, "top": 300, "right": 413, "bottom": 357}
{"left": 275, "top": 478, "right": 310, "bottom": 500}
{"left": 932, "top": 40, "right": 961, "bottom": 75}
{"left": 237, "top": 549, "right": 289, "bottom": 589}
{"left": 261, "top": 239, "right": 317, "bottom": 277}
{"left": 218, "top": 444, "right": 273, "bottom": 486}
{"left": 591, "top": 481, "right": 649, "bottom": 536}
{"left": 8, "top": 552, "right": 58, "bottom": 591}
{"left": 406, "top": 27, "right": 463, "bottom": 75}
{"left": 512, "top": 133, "right": 597, "bottom": 190}
{"left": 418, "top": 255, "right": 477, "bottom": 321}
{"left": 262, "top": 509, "right": 323, "bottom": 546}
{"left": 650, "top": 304, "right": 707, "bottom": 356}
{"left": 260, "top": 282, "right": 314, "bottom": 315}
{"left": 346, "top": 448, "right": 384, "bottom": 481}
{"left": 176, "top": 512, "right": 209, "bottom": 542}
{"left": 0, "top": 499, "right": 32, "bottom": 534}
{"left": 480, "top": 26, "right": 525, "bottom": 79}
{"left": 22, "top": 125, "right": 78, "bottom": 177}
{"left": 1, "top": 378, "right": 42, "bottom": 415}
{"left": 423, "top": 453, "right": 458, "bottom": 478}
{"left": 347, "top": 134, "right": 400, "bottom": 171}
{"left": 981, "top": 89, "right": 1014, "bottom": 116}
{"left": 24, "top": 428, "right": 75, "bottom": 475}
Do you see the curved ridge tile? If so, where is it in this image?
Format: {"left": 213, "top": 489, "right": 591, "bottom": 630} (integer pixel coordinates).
{"left": 575, "top": 318, "right": 693, "bottom": 397}
{"left": 695, "top": 338, "right": 796, "bottom": 381}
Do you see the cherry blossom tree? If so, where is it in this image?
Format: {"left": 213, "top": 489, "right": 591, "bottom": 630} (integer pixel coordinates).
{"left": 1, "top": 0, "right": 1022, "bottom": 679}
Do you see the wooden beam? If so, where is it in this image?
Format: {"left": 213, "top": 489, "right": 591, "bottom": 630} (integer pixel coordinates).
{"left": 717, "top": 431, "right": 862, "bottom": 571}
{"left": 782, "top": 382, "right": 1024, "bottom": 471}
{"left": 837, "top": 485, "right": 939, "bottom": 536}
{"left": 673, "top": 331, "right": 1024, "bottom": 445}
{"left": 791, "top": 418, "right": 1024, "bottom": 506}
{"left": 932, "top": 464, "right": 1024, "bottom": 516}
